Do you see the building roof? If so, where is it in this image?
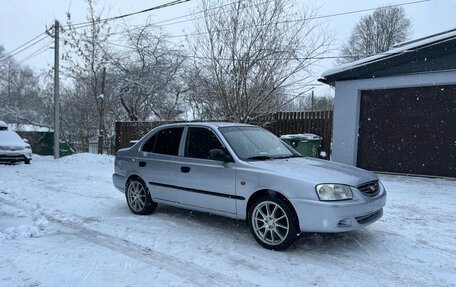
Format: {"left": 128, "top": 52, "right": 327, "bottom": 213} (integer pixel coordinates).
{"left": 8, "top": 123, "right": 53, "bottom": 132}
{"left": 319, "top": 28, "right": 456, "bottom": 85}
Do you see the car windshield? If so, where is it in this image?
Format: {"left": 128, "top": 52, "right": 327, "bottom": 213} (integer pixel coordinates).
{"left": 219, "top": 126, "right": 300, "bottom": 160}
{"left": 0, "top": 130, "right": 25, "bottom": 146}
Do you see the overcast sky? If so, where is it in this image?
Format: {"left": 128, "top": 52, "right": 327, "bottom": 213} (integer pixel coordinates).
{"left": 0, "top": 0, "right": 455, "bottom": 95}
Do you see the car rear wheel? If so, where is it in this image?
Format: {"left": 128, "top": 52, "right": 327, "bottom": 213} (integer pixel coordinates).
{"left": 126, "top": 178, "right": 157, "bottom": 215}
{"left": 248, "top": 196, "right": 298, "bottom": 250}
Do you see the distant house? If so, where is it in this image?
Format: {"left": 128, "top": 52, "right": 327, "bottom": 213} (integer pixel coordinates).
{"left": 8, "top": 124, "right": 54, "bottom": 156}
{"left": 8, "top": 123, "right": 74, "bottom": 156}
{"left": 319, "top": 29, "right": 456, "bottom": 178}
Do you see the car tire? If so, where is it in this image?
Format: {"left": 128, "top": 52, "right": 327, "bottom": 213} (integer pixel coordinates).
{"left": 125, "top": 178, "right": 157, "bottom": 215}
{"left": 24, "top": 159, "right": 31, "bottom": 165}
{"left": 248, "top": 196, "right": 299, "bottom": 250}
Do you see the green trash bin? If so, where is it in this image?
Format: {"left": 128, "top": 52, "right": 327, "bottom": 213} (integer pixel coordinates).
{"left": 280, "top": 133, "right": 322, "bottom": 158}
{"left": 60, "top": 141, "right": 75, "bottom": 157}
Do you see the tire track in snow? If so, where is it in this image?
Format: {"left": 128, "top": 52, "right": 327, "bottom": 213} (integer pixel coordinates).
{"left": 0, "top": 197, "right": 253, "bottom": 287}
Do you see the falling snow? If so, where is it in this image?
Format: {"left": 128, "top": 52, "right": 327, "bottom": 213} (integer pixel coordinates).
{"left": 0, "top": 154, "right": 455, "bottom": 286}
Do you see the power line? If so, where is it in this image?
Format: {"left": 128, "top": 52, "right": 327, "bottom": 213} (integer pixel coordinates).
{"left": 0, "top": 0, "right": 190, "bottom": 63}
{"left": 162, "top": 0, "right": 432, "bottom": 28}
{"left": 87, "top": 0, "right": 276, "bottom": 40}
{"left": 62, "top": 0, "right": 432, "bottom": 40}
{"left": 151, "top": 0, "right": 243, "bottom": 26}
{"left": 17, "top": 40, "right": 53, "bottom": 65}
{"left": 0, "top": 32, "right": 48, "bottom": 61}
{"left": 89, "top": 0, "right": 432, "bottom": 39}
{"left": 0, "top": 34, "right": 49, "bottom": 64}
{"left": 314, "top": 0, "right": 431, "bottom": 20}
{"left": 166, "top": 0, "right": 432, "bottom": 38}
{"left": 154, "top": 0, "right": 276, "bottom": 27}
{"left": 113, "top": 0, "right": 432, "bottom": 32}
{"left": 0, "top": 0, "right": 431, "bottom": 65}
{"left": 103, "top": 40, "right": 423, "bottom": 61}
{"left": 66, "top": 0, "right": 191, "bottom": 30}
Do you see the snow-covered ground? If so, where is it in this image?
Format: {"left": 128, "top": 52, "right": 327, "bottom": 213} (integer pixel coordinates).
{"left": 0, "top": 154, "right": 455, "bottom": 287}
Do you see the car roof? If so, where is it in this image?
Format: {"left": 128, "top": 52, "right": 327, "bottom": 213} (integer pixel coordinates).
{"left": 157, "top": 122, "right": 256, "bottom": 129}
{"left": 0, "top": 120, "right": 8, "bottom": 129}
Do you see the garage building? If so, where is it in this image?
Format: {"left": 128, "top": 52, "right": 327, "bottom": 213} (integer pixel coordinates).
{"left": 319, "top": 29, "right": 456, "bottom": 178}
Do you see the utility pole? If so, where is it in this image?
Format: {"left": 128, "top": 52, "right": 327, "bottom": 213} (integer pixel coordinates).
{"left": 97, "top": 67, "right": 106, "bottom": 154}
{"left": 53, "top": 20, "right": 60, "bottom": 159}
{"left": 311, "top": 90, "right": 315, "bottom": 111}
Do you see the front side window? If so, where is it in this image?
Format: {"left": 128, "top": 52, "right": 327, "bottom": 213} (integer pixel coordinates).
{"left": 142, "top": 127, "right": 183, "bottom": 156}
{"left": 220, "top": 126, "right": 299, "bottom": 160}
{"left": 185, "top": 127, "right": 224, "bottom": 160}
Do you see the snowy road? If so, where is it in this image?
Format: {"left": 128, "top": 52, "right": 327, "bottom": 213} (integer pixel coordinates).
{"left": 1, "top": 154, "right": 455, "bottom": 287}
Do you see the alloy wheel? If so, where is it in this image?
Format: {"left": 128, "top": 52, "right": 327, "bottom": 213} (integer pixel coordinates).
{"left": 127, "top": 181, "right": 147, "bottom": 212}
{"left": 251, "top": 201, "right": 290, "bottom": 246}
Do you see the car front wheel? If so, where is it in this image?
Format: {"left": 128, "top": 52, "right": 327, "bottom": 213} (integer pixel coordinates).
{"left": 248, "top": 196, "right": 298, "bottom": 250}
{"left": 126, "top": 178, "right": 157, "bottom": 215}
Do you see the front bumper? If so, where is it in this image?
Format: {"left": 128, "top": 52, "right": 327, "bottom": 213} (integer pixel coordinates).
{"left": 0, "top": 149, "right": 32, "bottom": 163}
{"left": 290, "top": 189, "right": 387, "bottom": 233}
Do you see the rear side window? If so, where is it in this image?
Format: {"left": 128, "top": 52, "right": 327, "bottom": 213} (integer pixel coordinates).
{"left": 185, "top": 127, "right": 224, "bottom": 159}
{"left": 142, "top": 127, "right": 183, "bottom": 156}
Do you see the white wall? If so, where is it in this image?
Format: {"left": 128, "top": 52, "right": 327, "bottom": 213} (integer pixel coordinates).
{"left": 331, "top": 70, "right": 456, "bottom": 166}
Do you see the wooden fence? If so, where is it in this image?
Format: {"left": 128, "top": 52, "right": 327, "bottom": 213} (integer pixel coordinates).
{"left": 115, "top": 110, "right": 333, "bottom": 157}
{"left": 252, "top": 111, "right": 333, "bottom": 157}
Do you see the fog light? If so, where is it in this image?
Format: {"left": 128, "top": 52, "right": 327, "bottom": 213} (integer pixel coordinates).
{"left": 337, "top": 218, "right": 352, "bottom": 227}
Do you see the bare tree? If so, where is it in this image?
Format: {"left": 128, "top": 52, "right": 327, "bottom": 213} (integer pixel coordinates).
{"left": 189, "top": 0, "right": 330, "bottom": 122}
{"left": 338, "top": 6, "right": 412, "bottom": 64}
{"left": 184, "top": 66, "right": 222, "bottom": 120}
{"left": 284, "top": 91, "right": 334, "bottom": 111}
{"left": 63, "top": 0, "right": 111, "bottom": 153}
{"left": 0, "top": 46, "right": 49, "bottom": 127}
{"left": 59, "top": 82, "right": 97, "bottom": 152}
{"left": 107, "top": 21, "right": 187, "bottom": 122}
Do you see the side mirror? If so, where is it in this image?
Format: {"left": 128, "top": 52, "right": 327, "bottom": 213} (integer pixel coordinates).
{"left": 23, "top": 138, "right": 29, "bottom": 143}
{"left": 209, "top": 149, "right": 230, "bottom": 162}
{"left": 129, "top": 140, "right": 139, "bottom": 147}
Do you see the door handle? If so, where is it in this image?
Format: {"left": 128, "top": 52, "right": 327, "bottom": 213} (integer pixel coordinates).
{"left": 180, "top": 166, "right": 191, "bottom": 173}
{"left": 139, "top": 161, "right": 146, "bottom": 167}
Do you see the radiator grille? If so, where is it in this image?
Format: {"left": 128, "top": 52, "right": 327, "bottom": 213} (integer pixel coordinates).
{"left": 357, "top": 180, "right": 380, "bottom": 197}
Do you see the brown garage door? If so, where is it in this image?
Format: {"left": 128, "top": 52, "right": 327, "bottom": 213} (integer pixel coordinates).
{"left": 358, "top": 85, "right": 455, "bottom": 177}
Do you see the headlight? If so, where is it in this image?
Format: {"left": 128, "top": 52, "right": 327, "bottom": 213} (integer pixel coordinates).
{"left": 316, "top": 184, "right": 353, "bottom": 201}
{"left": 0, "top": 146, "right": 23, "bottom": 151}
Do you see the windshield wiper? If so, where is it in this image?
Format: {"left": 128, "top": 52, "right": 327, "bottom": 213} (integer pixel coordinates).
{"left": 273, "top": 155, "right": 302, "bottom": 159}
{"left": 247, "top": 155, "right": 274, "bottom": 160}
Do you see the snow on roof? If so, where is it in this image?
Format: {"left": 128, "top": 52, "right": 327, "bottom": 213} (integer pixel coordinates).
{"left": 0, "top": 120, "right": 7, "bottom": 128}
{"left": 8, "top": 124, "right": 52, "bottom": 132}
{"left": 321, "top": 28, "right": 456, "bottom": 79}
{"left": 393, "top": 28, "right": 456, "bottom": 48}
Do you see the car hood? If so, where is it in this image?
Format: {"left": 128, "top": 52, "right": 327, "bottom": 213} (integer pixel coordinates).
{"left": 246, "top": 157, "right": 378, "bottom": 186}
{"left": 0, "top": 131, "right": 28, "bottom": 148}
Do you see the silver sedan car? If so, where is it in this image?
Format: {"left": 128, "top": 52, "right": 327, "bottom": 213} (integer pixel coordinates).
{"left": 113, "top": 122, "right": 386, "bottom": 250}
{"left": 0, "top": 121, "right": 32, "bottom": 165}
